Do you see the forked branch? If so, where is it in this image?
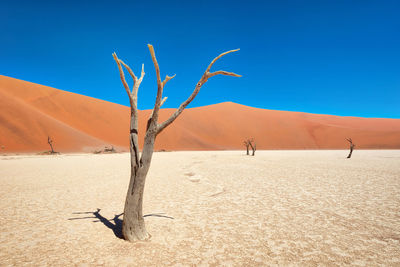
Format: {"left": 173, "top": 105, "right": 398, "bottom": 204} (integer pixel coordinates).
{"left": 205, "top": 49, "right": 240, "bottom": 74}
{"left": 156, "top": 48, "right": 241, "bottom": 134}
{"left": 148, "top": 45, "right": 176, "bottom": 123}
{"left": 163, "top": 75, "right": 176, "bottom": 87}
{"left": 148, "top": 97, "right": 168, "bottom": 123}
{"left": 112, "top": 52, "right": 145, "bottom": 104}
{"left": 119, "top": 60, "right": 138, "bottom": 83}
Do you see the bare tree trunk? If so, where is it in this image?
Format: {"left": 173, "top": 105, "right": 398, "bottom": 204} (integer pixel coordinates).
{"left": 249, "top": 140, "right": 256, "bottom": 156}
{"left": 48, "top": 136, "right": 55, "bottom": 153}
{"left": 244, "top": 140, "right": 250, "bottom": 155}
{"left": 122, "top": 170, "right": 149, "bottom": 240}
{"left": 346, "top": 138, "right": 355, "bottom": 159}
{"left": 113, "top": 45, "right": 240, "bottom": 242}
{"left": 347, "top": 145, "right": 354, "bottom": 158}
{"left": 121, "top": 106, "right": 151, "bottom": 241}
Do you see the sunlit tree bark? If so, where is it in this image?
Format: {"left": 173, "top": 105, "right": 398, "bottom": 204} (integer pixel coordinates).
{"left": 113, "top": 45, "right": 241, "bottom": 241}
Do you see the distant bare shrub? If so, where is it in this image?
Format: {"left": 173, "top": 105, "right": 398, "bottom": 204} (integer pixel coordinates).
{"left": 94, "top": 146, "right": 117, "bottom": 154}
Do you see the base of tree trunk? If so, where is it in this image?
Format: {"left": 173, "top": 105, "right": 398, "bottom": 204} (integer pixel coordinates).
{"left": 347, "top": 150, "right": 353, "bottom": 158}
{"left": 122, "top": 186, "right": 151, "bottom": 242}
{"left": 122, "top": 217, "right": 150, "bottom": 241}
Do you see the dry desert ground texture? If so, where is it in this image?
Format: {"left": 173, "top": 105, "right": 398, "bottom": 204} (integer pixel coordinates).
{"left": 1, "top": 150, "right": 400, "bottom": 266}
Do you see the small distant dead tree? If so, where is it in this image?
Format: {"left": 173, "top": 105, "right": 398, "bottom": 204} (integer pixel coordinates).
{"left": 94, "top": 146, "right": 117, "bottom": 154}
{"left": 244, "top": 138, "right": 256, "bottom": 156}
{"left": 113, "top": 44, "right": 240, "bottom": 242}
{"left": 47, "top": 136, "right": 56, "bottom": 154}
{"left": 250, "top": 140, "right": 256, "bottom": 156}
{"left": 243, "top": 140, "right": 250, "bottom": 155}
{"left": 346, "top": 138, "right": 355, "bottom": 158}
{"left": 104, "top": 145, "right": 116, "bottom": 153}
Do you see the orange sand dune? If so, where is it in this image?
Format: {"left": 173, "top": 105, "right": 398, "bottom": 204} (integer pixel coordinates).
{"left": 1, "top": 75, "right": 400, "bottom": 152}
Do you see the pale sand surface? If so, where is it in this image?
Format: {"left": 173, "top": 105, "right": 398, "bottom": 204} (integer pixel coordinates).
{"left": 1, "top": 150, "right": 399, "bottom": 266}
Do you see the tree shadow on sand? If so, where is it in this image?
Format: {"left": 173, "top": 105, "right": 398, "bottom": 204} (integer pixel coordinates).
{"left": 68, "top": 209, "right": 174, "bottom": 239}
{"left": 68, "top": 209, "right": 124, "bottom": 239}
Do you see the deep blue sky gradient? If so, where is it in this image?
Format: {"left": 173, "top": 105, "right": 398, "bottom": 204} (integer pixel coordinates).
{"left": 1, "top": 0, "right": 399, "bottom": 118}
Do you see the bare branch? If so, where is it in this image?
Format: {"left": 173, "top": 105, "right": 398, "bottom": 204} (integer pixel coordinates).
{"left": 147, "top": 44, "right": 171, "bottom": 128}
{"left": 208, "top": 70, "right": 241, "bottom": 78}
{"left": 157, "top": 48, "right": 241, "bottom": 134}
{"left": 148, "top": 96, "right": 168, "bottom": 122}
{"left": 138, "top": 64, "right": 145, "bottom": 83}
{"left": 148, "top": 44, "right": 163, "bottom": 105}
{"left": 205, "top": 49, "right": 240, "bottom": 74}
{"left": 119, "top": 59, "right": 138, "bottom": 83}
{"left": 113, "top": 53, "right": 145, "bottom": 109}
{"left": 162, "top": 74, "right": 176, "bottom": 87}
{"left": 160, "top": 97, "right": 168, "bottom": 107}
{"left": 112, "top": 52, "right": 132, "bottom": 98}
{"left": 248, "top": 140, "right": 254, "bottom": 150}
{"left": 119, "top": 60, "right": 146, "bottom": 96}
{"left": 134, "top": 64, "right": 145, "bottom": 96}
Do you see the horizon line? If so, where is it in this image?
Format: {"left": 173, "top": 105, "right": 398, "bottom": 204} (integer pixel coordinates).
{"left": 2, "top": 74, "right": 399, "bottom": 120}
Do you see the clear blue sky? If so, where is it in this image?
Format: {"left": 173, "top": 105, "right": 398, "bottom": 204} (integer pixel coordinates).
{"left": 1, "top": 0, "right": 399, "bottom": 118}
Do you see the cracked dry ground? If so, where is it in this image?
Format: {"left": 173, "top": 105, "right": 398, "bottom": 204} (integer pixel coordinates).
{"left": 1, "top": 150, "right": 399, "bottom": 266}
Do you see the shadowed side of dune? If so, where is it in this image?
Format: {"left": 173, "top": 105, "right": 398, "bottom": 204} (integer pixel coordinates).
{"left": 0, "top": 89, "right": 107, "bottom": 152}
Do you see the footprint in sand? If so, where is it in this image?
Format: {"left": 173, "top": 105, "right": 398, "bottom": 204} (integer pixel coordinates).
{"left": 184, "top": 172, "right": 201, "bottom": 182}
{"left": 209, "top": 186, "right": 225, "bottom": 197}
{"left": 184, "top": 171, "right": 226, "bottom": 196}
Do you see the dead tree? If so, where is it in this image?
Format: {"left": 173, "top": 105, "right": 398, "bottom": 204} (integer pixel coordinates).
{"left": 244, "top": 138, "right": 256, "bottom": 156}
{"left": 346, "top": 138, "right": 355, "bottom": 158}
{"left": 243, "top": 140, "right": 250, "bottom": 155}
{"left": 113, "top": 44, "right": 240, "bottom": 242}
{"left": 104, "top": 146, "right": 116, "bottom": 153}
{"left": 47, "top": 136, "right": 55, "bottom": 154}
{"left": 250, "top": 140, "right": 256, "bottom": 156}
